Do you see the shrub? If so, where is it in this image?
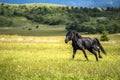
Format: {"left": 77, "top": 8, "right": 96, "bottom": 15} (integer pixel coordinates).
{"left": 100, "top": 31, "right": 109, "bottom": 41}
{"left": 36, "top": 25, "right": 39, "bottom": 28}
{"left": 28, "top": 28, "right": 32, "bottom": 31}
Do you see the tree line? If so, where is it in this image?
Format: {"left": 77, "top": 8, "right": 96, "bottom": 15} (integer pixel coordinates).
{"left": 0, "top": 3, "right": 120, "bottom": 33}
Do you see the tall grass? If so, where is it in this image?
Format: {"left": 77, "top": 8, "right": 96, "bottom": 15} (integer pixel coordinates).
{"left": 0, "top": 34, "right": 120, "bottom": 80}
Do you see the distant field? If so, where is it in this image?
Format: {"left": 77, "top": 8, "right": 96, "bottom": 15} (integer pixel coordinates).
{"left": 0, "top": 25, "right": 66, "bottom": 36}
{"left": 0, "top": 33, "right": 120, "bottom": 80}
{"left": 0, "top": 16, "right": 66, "bottom": 36}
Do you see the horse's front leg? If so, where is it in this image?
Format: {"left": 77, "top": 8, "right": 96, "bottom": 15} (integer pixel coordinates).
{"left": 72, "top": 48, "right": 77, "bottom": 60}
{"left": 93, "top": 45, "right": 102, "bottom": 58}
{"left": 96, "top": 47, "right": 102, "bottom": 58}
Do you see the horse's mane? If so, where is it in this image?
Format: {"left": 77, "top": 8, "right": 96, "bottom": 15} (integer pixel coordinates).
{"left": 71, "top": 30, "right": 82, "bottom": 38}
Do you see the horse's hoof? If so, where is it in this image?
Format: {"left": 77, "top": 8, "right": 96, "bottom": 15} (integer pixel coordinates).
{"left": 99, "top": 56, "right": 103, "bottom": 58}
{"left": 87, "top": 59, "right": 89, "bottom": 61}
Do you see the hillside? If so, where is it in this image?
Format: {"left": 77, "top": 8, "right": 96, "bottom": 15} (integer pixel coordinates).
{"left": 24, "top": 3, "right": 65, "bottom": 7}
{"left": 0, "top": 3, "right": 120, "bottom": 34}
{"left": 2, "top": 3, "right": 65, "bottom": 7}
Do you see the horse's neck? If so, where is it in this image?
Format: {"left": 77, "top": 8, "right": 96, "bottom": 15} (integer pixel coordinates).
{"left": 72, "top": 38, "right": 76, "bottom": 43}
{"left": 72, "top": 39, "right": 78, "bottom": 47}
{"left": 72, "top": 35, "right": 80, "bottom": 44}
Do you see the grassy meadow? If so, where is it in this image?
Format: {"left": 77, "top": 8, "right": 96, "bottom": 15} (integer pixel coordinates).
{"left": 0, "top": 26, "right": 120, "bottom": 80}
{"left": 0, "top": 17, "right": 120, "bottom": 80}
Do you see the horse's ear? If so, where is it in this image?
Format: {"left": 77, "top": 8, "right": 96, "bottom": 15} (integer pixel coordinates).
{"left": 74, "top": 31, "right": 78, "bottom": 36}
{"left": 75, "top": 32, "right": 82, "bottom": 38}
{"left": 72, "top": 30, "right": 77, "bottom": 34}
{"left": 72, "top": 31, "right": 75, "bottom": 33}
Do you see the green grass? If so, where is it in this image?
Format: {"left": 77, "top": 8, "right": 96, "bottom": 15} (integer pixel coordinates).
{"left": 0, "top": 16, "right": 120, "bottom": 79}
{"left": 0, "top": 34, "right": 120, "bottom": 80}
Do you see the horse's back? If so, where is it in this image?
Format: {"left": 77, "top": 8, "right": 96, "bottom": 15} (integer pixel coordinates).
{"left": 81, "top": 37, "right": 94, "bottom": 49}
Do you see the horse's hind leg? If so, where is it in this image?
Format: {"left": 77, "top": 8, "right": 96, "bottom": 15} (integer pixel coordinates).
{"left": 88, "top": 48, "right": 98, "bottom": 61}
{"left": 82, "top": 50, "right": 89, "bottom": 61}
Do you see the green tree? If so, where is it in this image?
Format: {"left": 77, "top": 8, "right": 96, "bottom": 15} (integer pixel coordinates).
{"left": 66, "top": 21, "right": 80, "bottom": 31}
{"left": 96, "top": 24, "right": 105, "bottom": 33}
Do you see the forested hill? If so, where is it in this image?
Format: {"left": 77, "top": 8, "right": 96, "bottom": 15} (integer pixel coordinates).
{"left": 0, "top": 3, "right": 120, "bottom": 33}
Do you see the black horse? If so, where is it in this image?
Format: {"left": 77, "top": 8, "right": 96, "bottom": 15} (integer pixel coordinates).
{"left": 65, "top": 30, "right": 106, "bottom": 61}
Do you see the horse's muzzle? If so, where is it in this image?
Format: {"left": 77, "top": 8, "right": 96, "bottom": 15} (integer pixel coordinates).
{"left": 65, "top": 39, "right": 68, "bottom": 43}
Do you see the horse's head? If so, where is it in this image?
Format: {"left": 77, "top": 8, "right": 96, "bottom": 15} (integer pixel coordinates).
{"left": 65, "top": 31, "right": 73, "bottom": 43}
{"left": 65, "top": 30, "right": 75, "bottom": 43}
{"left": 65, "top": 30, "right": 82, "bottom": 43}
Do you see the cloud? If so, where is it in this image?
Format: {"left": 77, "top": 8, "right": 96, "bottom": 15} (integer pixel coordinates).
{"left": 62, "top": 0, "right": 119, "bottom": 7}
{"left": 88, "top": 0, "right": 118, "bottom": 7}
{"left": 71, "top": 0, "right": 120, "bottom": 7}
{"left": 109, "top": 1, "right": 113, "bottom": 5}
{"left": 64, "top": 0, "right": 94, "bottom": 7}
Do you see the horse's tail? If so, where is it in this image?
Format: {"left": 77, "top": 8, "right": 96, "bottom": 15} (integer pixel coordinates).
{"left": 95, "top": 38, "right": 107, "bottom": 55}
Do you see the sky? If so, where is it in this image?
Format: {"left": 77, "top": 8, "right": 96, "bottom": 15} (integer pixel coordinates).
{"left": 0, "top": 0, "right": 120, "bottom": 7}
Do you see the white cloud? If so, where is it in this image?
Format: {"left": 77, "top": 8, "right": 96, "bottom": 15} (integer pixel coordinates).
{"left": 109, "top": 1, "right": 113, "bottom": 5}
